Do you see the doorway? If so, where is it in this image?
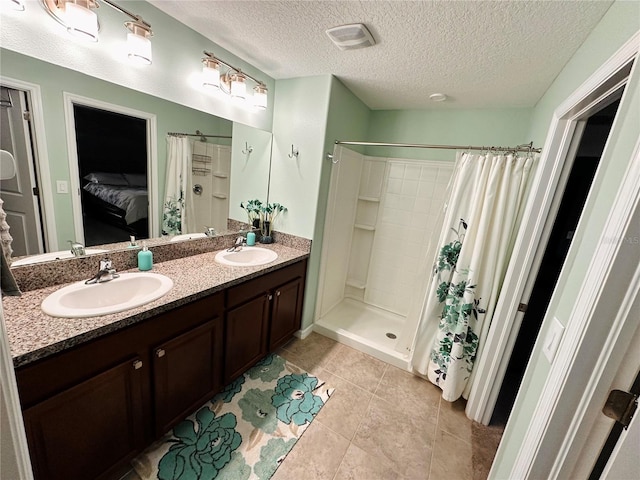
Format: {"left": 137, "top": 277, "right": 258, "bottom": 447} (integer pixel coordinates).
{"left": 63, "top": 93, "right": 158, "bottom": 247}
{"left": 491, "top": 97, "right": 622, "bottom": 425}
{"left": 0, "top": 85, "right": 45, "bottom": 256}
{"left": 73, "top": 104, "right": 149, "bottom": 246}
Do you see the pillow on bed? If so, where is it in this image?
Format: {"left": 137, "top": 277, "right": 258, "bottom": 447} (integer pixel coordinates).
{"left": 123, "top": 173, "right": 147, "bottom": 187}
{"left": 83, "top": 172, "right": 128, "bottom": 186}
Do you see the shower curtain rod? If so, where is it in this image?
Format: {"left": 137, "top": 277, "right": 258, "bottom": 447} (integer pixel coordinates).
{"left": 167, "top": 129, "right": 232, "bottom": 139}
{"left": 335, "top": 140, "right": 541, "bottom": 154}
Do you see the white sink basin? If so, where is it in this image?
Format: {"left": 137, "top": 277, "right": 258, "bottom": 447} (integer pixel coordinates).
{"left": 170, "top": 233, "right": 207, "bottom": 242}
{"left": 12, "top": 249, "right": 108, "bottom": 266}
{"left": 41, "top": 272, "right": 174, "bottom": 318}
{"left": 214, "top": 246, "right": 278, "bottom": 267}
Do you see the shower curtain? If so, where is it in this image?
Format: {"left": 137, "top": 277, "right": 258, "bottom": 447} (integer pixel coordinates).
{"left": 162, "top": 136, "right": 195, "bottom": 235}
{"left": 411, "top": 152, "right": 533, "bottom": 402}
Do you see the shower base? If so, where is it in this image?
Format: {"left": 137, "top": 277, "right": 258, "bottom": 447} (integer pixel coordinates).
{"left": 314, "top": 298, "right": 410, "bottom": 370}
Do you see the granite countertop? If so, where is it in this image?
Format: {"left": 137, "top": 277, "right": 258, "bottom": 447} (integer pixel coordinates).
{"left": 3, "top": 243, "right": 309, "bottom": 368}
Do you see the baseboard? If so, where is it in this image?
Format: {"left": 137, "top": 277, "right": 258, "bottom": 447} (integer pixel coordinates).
{"left": 294, "top": 323, "right": 314, "bottom": 339}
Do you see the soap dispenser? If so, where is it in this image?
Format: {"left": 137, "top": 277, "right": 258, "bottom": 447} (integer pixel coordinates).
{"left": 137, "top": 243, "right": 153, "bottom": 271}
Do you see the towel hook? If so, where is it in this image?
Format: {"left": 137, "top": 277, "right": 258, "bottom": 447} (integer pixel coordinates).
{"left": 242, "top": 142, "right": 253, "bottom": 154}
{"left": 326, "top": 152, "right": 339, "bottom": 164}
{"left": 288, "top": 144, "right": 299, "bottom": 159}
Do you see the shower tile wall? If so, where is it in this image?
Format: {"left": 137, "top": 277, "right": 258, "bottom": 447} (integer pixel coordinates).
{"left": 191, "top": 141, "right": 231, "bottom": 233}
{"left": 365, "top": 159, "right": 453, "bottom": 316}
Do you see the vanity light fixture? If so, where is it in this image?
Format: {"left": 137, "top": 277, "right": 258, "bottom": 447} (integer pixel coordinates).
{"left": 202, "top": 57, "right": 221, "bottom": 89}
{"left": 42, "top": 0, "right": 153, "bottom": 64}
{"left": 202, "top": 51, "right": 268, "bottom": 110}
{"left": 125, "top": 18, "right": 153, "bottom": 65}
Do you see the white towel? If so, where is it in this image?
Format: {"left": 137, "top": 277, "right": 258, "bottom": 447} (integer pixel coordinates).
{"left": 0, "top": 197, "right": 14, "bottom": 263}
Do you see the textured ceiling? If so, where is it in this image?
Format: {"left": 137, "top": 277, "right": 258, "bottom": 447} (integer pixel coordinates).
{"left": 147, "top": 0, "right": 613, "bottom": 110}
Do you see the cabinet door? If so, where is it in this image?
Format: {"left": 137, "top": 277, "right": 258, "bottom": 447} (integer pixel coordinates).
{"left": 153, "top": 318, "right": 223, "bottom": 436}
{"left": 22, "top": 357, "right": 145, "bottom": 480}
{"left": 269, "top": 277, "right": 303, "bottom": 350}
{"left": 225, "top": 294, "right": 270, "bottom": 382}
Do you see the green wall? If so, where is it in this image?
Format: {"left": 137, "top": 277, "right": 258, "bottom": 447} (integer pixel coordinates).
{"left": 1, "top": 0, "right": 274, "bottom": 131}
{"left": 301, "top": 77, "right": 372, "bottom": 330}
{"left": 366, "top": 108, "right": 533, "bottom": 161}
{"left": 1, "top": 48, "right": 232, "bottom": 248}
{"left": 491, "top": 1, "right": 640, "bottom": 477}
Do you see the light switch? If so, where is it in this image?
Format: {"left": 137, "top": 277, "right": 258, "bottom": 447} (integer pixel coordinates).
{"left": 543, "top": 316, "right": 565, "bottom": 363}
{"left": 56, "top": 180, "right": 68, "bottom": 194}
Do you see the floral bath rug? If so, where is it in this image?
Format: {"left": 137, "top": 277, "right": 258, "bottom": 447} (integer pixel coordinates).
{"left": 132, "top": 353, "right": 334, "bottom": 480}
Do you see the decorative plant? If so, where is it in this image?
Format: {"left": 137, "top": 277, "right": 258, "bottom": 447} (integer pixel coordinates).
{"left": 260, "top": 202, "right": 288, "bottom": 226}
{"left": 240, "top": 199, "right": 263, "bottom": 226}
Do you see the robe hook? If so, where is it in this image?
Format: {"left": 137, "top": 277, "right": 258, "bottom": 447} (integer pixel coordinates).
{"left": 288, "top": 145, "right": 299, "bottom": 159}
{"left": 242, "top": 142, "right": 253, "bottom": 154}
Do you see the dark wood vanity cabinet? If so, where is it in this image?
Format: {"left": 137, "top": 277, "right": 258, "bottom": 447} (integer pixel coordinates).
{"left": 152, "top": 317, "right": 223, "bottom": 436}
{"left": 17, "top": 292, "right": 224, "bottom": 480}
{"left": 15, "top": 258, "right": 307, "bottom": 480}
{"left": 21, "top": 356, "right": 146, "bottom": 480}
{"left": 224, "top": 260, "right": 306, "bottom": 383}
{"left": 224, "top": 293, "right": 271, "bottom": 382}
{"left": 269, "top": 276, "right": 304, "bottom": 350}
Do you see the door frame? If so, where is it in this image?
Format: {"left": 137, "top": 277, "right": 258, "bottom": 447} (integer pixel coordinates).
{"left": 0, "top": 76, "right": 56, "bottom": 251}
{"left": 62, "top": 93, "right": 159, "bottom": 243}
{"left": 466, "top": 31, "right": 640, "bottom": 425}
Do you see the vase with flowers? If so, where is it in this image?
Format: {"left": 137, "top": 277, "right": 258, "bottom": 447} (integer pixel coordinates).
{"left": 240, "top": 199, "right": 263, "bottom": 229}
{"left": 259, "top": 202, "right": 287, "bottom": 244}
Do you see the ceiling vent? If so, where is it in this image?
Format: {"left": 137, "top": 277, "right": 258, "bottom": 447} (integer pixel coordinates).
{"left": 326, "top": 24, "right": 376, "bottom": 50}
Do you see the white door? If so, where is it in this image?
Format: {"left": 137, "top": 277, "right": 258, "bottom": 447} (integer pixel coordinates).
{"left": 570, "top": 288, "right": 640, "bottom": 479}
{"left": 0, "top": 86, "right": 44, "bottom": 256}
{"left": 602, "top": 398, "right": 640, "bottom": 479}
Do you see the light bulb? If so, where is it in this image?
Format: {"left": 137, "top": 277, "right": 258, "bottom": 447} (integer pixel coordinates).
{"left": 202, "top": 59, "right": 221, "bottom": 89}
{"left": 253, "top": 84, "right": 268, "bottom": 110}
{"left": 230, "top": 74, "right": 246, "bottom": 100}
{"left": 127, "top": 32, "right": 152, "bottom": 65}
{"left": 64, "top": 0, "right": 98, "bottom": 42}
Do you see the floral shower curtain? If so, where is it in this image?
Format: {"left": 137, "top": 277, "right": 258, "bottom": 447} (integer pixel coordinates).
{"left": 410, "top": 152, "right": 534, "bottom": 402}
{"left": 162, "top": 135, "right": 195, "bottom": 235}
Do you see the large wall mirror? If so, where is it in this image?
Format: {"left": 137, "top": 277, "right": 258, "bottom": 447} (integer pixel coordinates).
{"left": 0, "top": 48, "right": 272, "bottom": 266}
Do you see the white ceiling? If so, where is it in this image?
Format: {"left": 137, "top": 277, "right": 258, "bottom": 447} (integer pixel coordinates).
{"left": 147, "top": 0, "right": 613, "bottom": 110}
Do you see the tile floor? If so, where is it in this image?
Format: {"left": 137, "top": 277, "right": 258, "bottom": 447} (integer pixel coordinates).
{"left": 124, "top": 332, "right": 504, "bottom": 480}
{"left": 273, "top": 332, "right": 504, "bottom": 480}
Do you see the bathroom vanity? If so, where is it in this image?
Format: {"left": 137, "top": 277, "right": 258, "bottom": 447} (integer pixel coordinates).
{"left": 4, "top": 243, "right": 308, "bottom": 480}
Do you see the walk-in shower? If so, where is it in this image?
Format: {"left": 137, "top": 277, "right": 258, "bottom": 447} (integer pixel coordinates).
{"left": 314, "top": 145, "right": 454, "bottom": 368}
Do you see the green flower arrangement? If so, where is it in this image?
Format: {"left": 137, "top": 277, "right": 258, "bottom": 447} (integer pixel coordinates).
{"left": 240, "top": 199, "right": 263, "bottom": 227}
{"left": 260, "top": 202, "right": 288, "bottom": 225}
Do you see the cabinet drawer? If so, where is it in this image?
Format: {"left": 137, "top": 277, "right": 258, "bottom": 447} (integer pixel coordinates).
{"left": 226, "top": 260, "right": 307, "bottom": 309}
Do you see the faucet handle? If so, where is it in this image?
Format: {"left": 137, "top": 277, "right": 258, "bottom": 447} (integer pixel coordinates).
{"left": 99, "top": 259, "right": 113, "bottom": 271}
{"left": 68, "top": 240, "right": 85, "bottom": 256}
{"left": 205, "top": 226, "right": 217, "bottom": 237}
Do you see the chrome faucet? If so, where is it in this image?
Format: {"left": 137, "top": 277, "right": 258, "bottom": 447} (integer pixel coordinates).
{"left": 227, "top": 236, "right": 245, "bottom": 252}
{"left": 85, "top": 258, "right": 119, "bottom": 285}
{"left": 204, "top": 226, "right": 217, "bottom": 237}
{"left": 68, "top": 240, "right": 86, "bottom": 257}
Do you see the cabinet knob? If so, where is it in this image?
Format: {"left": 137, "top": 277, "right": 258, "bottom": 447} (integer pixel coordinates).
{"left": 268, "top": 294, "right": 273, "bottom": 301}
{"left": 276, "top": 290, "right": 281, "bottom": 297}
{"left": 132, "top": 360, "right": 143, "bottom": 370}
{"left": 156, "top": 348, "right": 166, "bottom": 358}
